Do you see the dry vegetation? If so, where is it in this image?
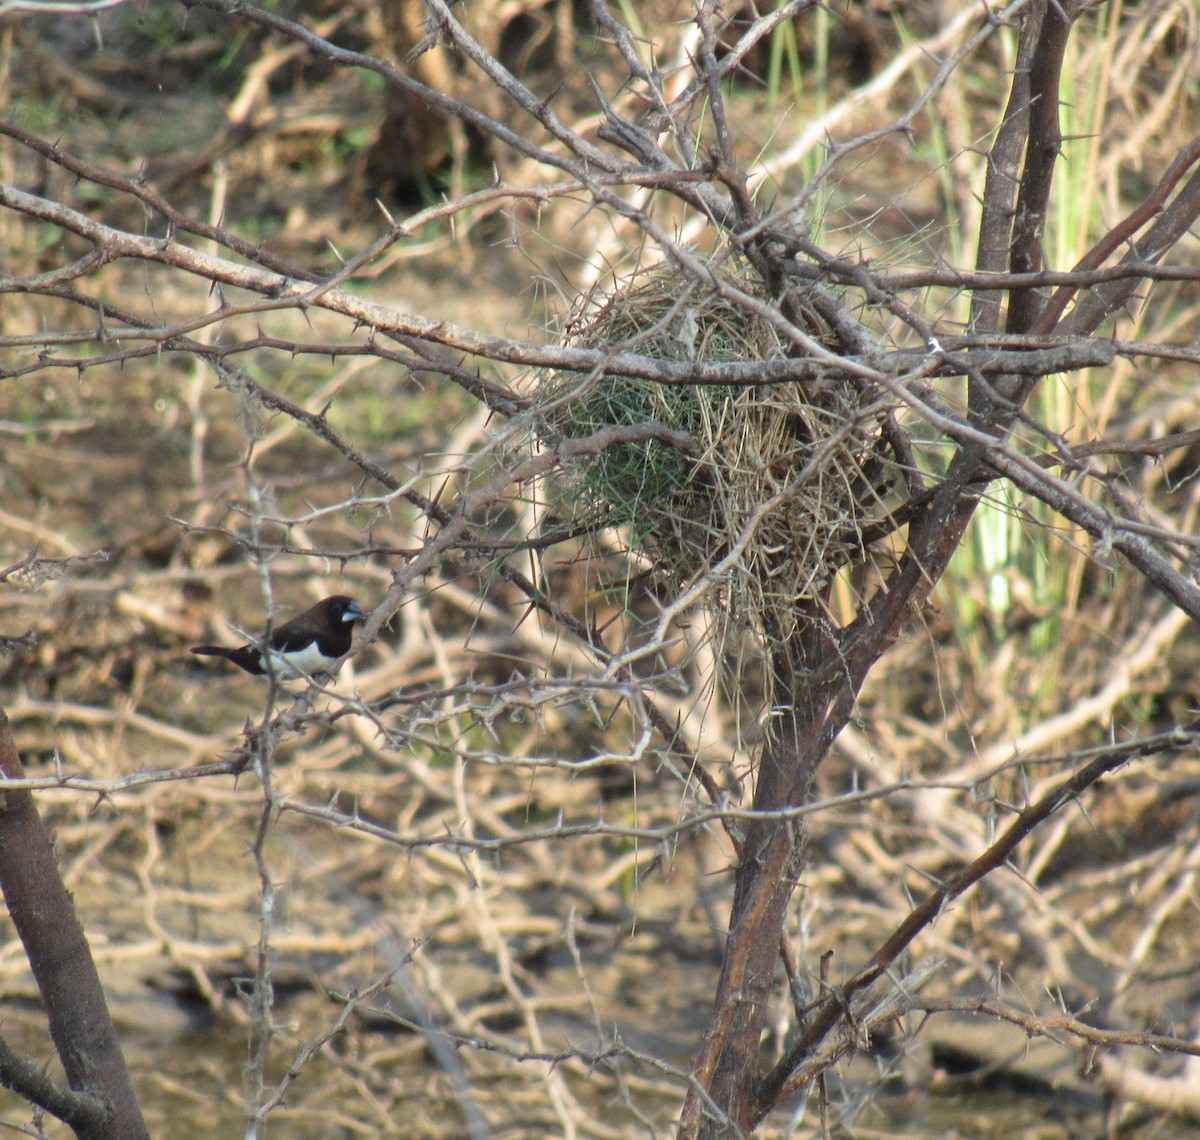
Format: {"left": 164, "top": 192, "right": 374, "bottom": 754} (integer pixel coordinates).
{"left": 1, "top": 1, "right": 1200, "bottom": 1138}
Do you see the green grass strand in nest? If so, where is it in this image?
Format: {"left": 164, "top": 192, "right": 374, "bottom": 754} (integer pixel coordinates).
{"left": 537, "top": 259, "right": 892, "bottom": 643}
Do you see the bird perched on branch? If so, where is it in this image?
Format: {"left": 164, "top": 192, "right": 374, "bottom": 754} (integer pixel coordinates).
{"left": 191, "top": 596, "right": 366, "bottom": 677}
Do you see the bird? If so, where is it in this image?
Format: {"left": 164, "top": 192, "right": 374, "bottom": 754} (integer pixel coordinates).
{"left": 191, "top": 595, "right": 367, "bottom": 677}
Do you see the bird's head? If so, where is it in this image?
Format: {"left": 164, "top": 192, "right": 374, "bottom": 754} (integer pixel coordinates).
{"left": 326, "top": 596, "right": 367, "bottom": 624}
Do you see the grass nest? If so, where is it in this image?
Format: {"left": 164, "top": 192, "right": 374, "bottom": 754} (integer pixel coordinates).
{"left": 535, "top": 258, "right": 895, "bottom": 644}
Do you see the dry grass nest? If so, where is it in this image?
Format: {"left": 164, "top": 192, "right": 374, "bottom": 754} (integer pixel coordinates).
{"left": 535, "top": 259, "right": 897, "bottom": 643}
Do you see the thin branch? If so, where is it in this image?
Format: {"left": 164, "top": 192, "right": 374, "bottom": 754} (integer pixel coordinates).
{"left": 759, "top": 720, "right": 1200, "bottom": 1112}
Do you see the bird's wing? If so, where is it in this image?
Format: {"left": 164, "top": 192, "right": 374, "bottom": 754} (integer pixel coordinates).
{"left": 270, "top": 627, "right": 321, "bottom": 654}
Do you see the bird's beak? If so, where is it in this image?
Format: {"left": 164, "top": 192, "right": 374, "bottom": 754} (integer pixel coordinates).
{"left": 346, "top": 601, "right": 367, "bottom": 621}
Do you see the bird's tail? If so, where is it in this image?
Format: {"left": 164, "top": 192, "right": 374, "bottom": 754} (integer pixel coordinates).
{"left": 191, "top": 645, "right": 233, "bottom": 658}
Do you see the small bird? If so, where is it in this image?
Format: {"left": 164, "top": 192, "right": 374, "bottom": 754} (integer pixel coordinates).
{"left": 191, "top": 595, "right": 367, "bottom": 677}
